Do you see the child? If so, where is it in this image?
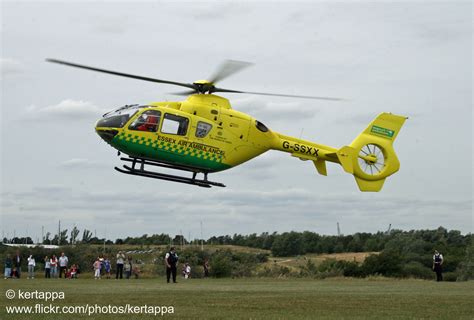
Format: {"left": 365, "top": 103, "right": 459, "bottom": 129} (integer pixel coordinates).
{"left": 93, "top": 258, "right": 101, "bottom": 279}
{"left": 27, "top": 255, "right": 35, "bottom": 279}
{"left": 50, "top": 255, "right": 58, "bottom": 278}
{"left": 4, "top": 254, "right": 12, "bottom": 279}
{"left": 132, "top": 266, "right": 140, "bottom": 279}
{"left": 104, "top": 257, "right": 111, "bottom": 279}
{"left": 185, "top": 263, "right": 191, "bottom": 279}
{"left": 44, "top": 256, "right": 51, "bottom": 278}
{"left": 124, "top": 257, "right": 132, "bottom": 279}
{"left": 70, "top": 264, "right": 77, "bottom": 279}
{"left": 11, "top": 267, "right": 18, "bottom": 279}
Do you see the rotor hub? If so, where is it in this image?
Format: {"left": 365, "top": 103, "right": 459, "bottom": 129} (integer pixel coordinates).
{"left": 358, "top": 144, "right": 386, "bottom": 176}
{"left": 192, "top": 80, "right": 215, "bottom": 94}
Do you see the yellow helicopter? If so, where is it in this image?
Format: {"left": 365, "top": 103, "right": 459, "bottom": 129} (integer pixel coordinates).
{"left": 47, "top": 59, "right": 407, "bottom": 190}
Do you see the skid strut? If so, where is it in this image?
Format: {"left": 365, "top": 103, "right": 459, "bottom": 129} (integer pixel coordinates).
{"left": 114, "top": 157, "right": 226, "bottom": 188}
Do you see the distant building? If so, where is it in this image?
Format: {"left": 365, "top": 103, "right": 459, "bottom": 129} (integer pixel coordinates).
{"left": 3, "top": 243, "right": 60, "bottom": 249}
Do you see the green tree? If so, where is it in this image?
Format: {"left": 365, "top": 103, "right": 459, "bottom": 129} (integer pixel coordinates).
{"left": 82, "top": 229, "right": 92, "bottom": 243}
{"left": 271, "top": 232, "right": 304, "bottom": 257}
{"left": 70, "top": 227, "right": 80, "bottom": 245}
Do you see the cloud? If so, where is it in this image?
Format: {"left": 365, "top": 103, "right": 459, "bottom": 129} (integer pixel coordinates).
{"left": 232, "top": 96, "right": 319, "bottom": 122}
{"left": 1, "top": 2, "right": 471, "bottom": 241}
{"left": 25, "top": 99, "right": 108, "bottom": 120}
{"left": 224, "top": 152, "right": 284, "bottom": 181}
{"left": 187, "top": 3, "right": 253, "bottom": 21}
{"left": 92, "top": 17, "right": 129, "bottom": 34}
{"left": 59, "top": 158, "right": 108, "bottom": 169}
{"left": 1, "top": 58, "right": 23, "bottom": 75}
{"left": 2, "top": 185, "right": 471, "bottom": 239}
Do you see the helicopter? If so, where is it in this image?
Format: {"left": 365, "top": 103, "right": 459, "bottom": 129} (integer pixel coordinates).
{"left": 46, "top": 59, "right": 407, "bottom": 191}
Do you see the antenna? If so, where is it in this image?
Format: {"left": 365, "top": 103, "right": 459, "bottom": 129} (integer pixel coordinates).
{"left": 58, "top": 220, "right": 61, "bottom": 246}
{"left": 299, "top": 128, "right": 305, "bottom": 139}
{"left": 104, "top": 226, "right": 106, "bottom": 253}
{"left": 73, "top": 223, "right": 76, "bottom": 245}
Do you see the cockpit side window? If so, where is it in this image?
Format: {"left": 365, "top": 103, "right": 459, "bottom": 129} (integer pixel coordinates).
{"left": 195, "top": 121, "right": 212, "bottom": 138}
{"left": 161, "top": 114, "right": 189, "bottom": 136}
{"left": 255, "top": 120, "right": 269, "bottom": 132}
{"left": 129, "top": 110, "right": 161, "bottom": 132}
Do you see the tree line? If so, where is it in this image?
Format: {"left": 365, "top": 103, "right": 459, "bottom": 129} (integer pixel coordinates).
{"left": 3, "top": 227, "right": 470, "bottom": 259}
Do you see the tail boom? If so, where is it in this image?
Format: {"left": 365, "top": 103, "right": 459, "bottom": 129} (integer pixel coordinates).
{"left": 271, "top": 112, "right": 407, "bottom": 192}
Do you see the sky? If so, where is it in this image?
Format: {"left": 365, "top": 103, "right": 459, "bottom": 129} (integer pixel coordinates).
{"left": 1, "top": 1, "right": 472, "bottom": 243}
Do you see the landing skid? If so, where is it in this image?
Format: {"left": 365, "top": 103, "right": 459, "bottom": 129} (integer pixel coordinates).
{"left": 114, "top": 157, "right": 226, "bottom": 188}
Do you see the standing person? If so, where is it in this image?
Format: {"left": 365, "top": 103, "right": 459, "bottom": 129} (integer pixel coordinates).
{"left": 58, "top": 252, "right": 69, "bottom": 278}
{"left": 27, "top": 255, "right": 35, "bottom": 279}
{"left": 50, "top": 255, "right": 58, "bottom": 278}
{"left": 13, "top": 251, "right": 22, "bottom": 278}
{"left": 104, "top": 257, "right": 111, "bottom": 279}
{"left": 433, "top": 250, "right": 444, "bottom": 282}
{"left": 124, "top": 256, "right": 133, "bottom": 279}
{"left": 99, "top": 256, "right": 104, "bottom": 277}
{"left": 165, "top": 247, "right": 178, "bottom": 283}
{"left": 184, "top": 263, "right": 191, "bottom": 279}
{"left": 44, "top": 256, "right": 51, "bottom": 278}
{"left": 203, "top": 259, "right": 210, "bottom": 278}
{"left": 93, "top": 258, "right": 101, "bottom": 280}
{"left": 116, "top": 251, "right": 125, "bottom": 279}
{"left": 4, "top": 254, "right": 12, "bottom": 279}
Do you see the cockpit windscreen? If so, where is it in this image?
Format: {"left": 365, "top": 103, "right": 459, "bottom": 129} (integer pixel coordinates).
{"left": 96, "top": 104, "right": 149, "bottom": 128}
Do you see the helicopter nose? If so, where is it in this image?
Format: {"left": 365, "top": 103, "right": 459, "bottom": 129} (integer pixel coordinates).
{"left": 95, "top": 125, "right": 119, "bottom": 143}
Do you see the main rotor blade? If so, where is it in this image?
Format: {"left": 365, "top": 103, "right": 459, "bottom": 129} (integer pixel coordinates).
{"left": 46, "top": 58, "right": 195, "bottom": 90}
{"left": 213, "top": 87, "right": 343, "bottom": 101}
{"left": 209, "top": 60, "right": 253, "bottom": 84}
{"left": 169, "top": 90, "right": 197, "bottom": 96}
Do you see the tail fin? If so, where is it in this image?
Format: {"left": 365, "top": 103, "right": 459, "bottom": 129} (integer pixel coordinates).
{"left": 336, "top": 113, "right": 407, "bottom": 192}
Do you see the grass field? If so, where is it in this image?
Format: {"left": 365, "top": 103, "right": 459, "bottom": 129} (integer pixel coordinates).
{"left": 1, "top": 278, "right": 472, "bottom": 319}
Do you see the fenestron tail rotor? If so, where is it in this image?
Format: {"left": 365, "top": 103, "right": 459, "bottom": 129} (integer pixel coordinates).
{"left": 46, "top": 58, "right": 343, "bottom": 100}
{"left": 358, "top": 144, "right": 386, "bottom": 176}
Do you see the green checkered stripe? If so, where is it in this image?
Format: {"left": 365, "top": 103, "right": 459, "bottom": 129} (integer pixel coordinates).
{"left": 117, "top": 133, "right": 223, "bottom": 163}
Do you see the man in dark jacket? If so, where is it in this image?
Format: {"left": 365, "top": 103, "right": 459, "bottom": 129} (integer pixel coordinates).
{"left": 13, "top": 251, "right": 22, "bottom": 278}
{"left": 433, "top": 250, "right": 444, "bottom": 281}
{"left": 165, "top": 247, "right": 178, "bottom": 283}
